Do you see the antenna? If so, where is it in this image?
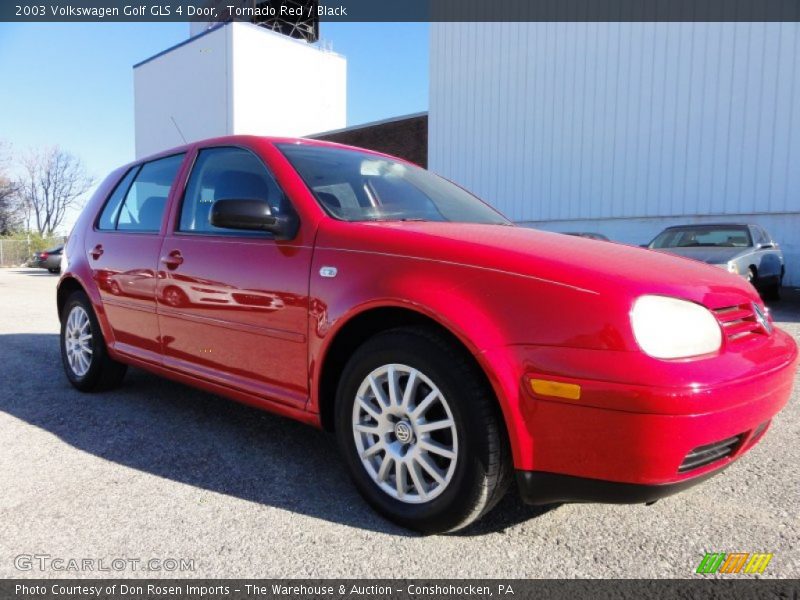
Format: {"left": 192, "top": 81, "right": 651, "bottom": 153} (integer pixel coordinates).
{"left": 170, "top": 115, "right": 188, "bottom": 144}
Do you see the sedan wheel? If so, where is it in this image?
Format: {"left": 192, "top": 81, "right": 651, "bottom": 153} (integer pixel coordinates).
{"left": 352, "top": 364, "right": 458, "bottom": 504}
{"left": 163, "top": 286, "right": 187, "bottom": 308}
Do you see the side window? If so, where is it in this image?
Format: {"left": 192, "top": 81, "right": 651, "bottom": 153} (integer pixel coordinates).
{"left": 97, "top": 167, "right": 139, "bottom": 230}
{"left": 179, "top": 147, "right": 289, "bottom": 234}
{"left": 116, "top": 154, "right": 185, "bottom": 232}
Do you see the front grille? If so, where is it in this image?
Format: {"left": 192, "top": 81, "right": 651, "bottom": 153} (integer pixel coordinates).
{"left": 679, "top": 435, "right": 743, "bottom": 473}
{"left": 712, "top": 304, "right": 765, "bottom": 343}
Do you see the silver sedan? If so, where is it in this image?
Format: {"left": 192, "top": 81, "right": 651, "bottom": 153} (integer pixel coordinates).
{"left": 647, "top": 223, "right": 785, "bottom": 299}
{"left": 32, "top": 245, "right": 63, "bottom": 274}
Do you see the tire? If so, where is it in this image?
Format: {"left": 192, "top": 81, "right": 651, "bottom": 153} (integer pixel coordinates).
{"left": 763, "top": 278, "right": 782, "bottom": 301}
{"left": 48, "top": 267, "right": 60, "bottom": 274}
{"left": 60, "top": 290, "right": 127, "bottom": 392}
{"left": 162, "top": 285, "right": 188, "bottom": 308}
{"left": 335, "top": 327, "right": 511, "bottom": 534}
{"left": 745, "top": 267, "right": 756, "bottom": 285}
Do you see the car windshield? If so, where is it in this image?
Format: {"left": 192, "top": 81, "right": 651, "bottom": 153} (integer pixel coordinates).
{"left": 650, "top": 226, "right": 752, "bottom": 249}
{"left": 277, "top": 143, "right": 511, "bottom": 225}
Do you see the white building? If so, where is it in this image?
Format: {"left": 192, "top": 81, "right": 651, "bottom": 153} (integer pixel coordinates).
{"left": 430, "top": 23, "right": 800, "bottom": 284}
{"left": 134, "top": 21, "right": 346, "bottom": 158}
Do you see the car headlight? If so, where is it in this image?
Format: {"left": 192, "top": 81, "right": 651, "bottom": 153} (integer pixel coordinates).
{"left": 630, "top": 295, "right": 722, "bottom": 359}
{"left": 712, "top": 261, "right": 739, "bottom": 274}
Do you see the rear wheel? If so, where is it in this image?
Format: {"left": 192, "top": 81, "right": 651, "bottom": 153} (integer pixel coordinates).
{"left": 335, "top": 327, "right": 511, "bottom": 534}
{"left": 60, "top": 291, "right": 127, "bottom": 392}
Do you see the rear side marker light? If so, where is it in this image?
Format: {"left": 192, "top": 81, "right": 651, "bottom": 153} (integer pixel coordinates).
{"left": 529, "top": 378, "right": 581, "bottom": 401}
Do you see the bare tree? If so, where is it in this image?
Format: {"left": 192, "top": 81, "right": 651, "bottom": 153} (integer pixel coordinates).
{"left": 16, "top": 146, "right": 94, "bottom": 236}
{"left": 0, "top": 142, "right": 21, "bottom": 235}
{"left": 0, "top": 177, "right": 20, "bottom": 235}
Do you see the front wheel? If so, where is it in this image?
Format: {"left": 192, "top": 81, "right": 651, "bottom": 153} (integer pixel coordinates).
{"left": 60, "top": 291, "right": 127, "bottom": 392}
{"left": 335, "top": 327, "right": 511, "bottom": 534}
{"left": 763, "top": 278, "right": 782, "bottom": 301}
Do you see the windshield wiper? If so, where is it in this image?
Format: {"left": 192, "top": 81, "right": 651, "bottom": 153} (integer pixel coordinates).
{"left": 363, "top": 217, "right": 429, "bottom": 222}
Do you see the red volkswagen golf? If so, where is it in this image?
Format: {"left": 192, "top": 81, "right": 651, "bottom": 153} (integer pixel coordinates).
{"left": 58, "top": 137, "right": 797, "bottom": 533}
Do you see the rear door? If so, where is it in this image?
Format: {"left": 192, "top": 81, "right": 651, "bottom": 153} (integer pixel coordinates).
{"left": 85, "top": 154, "right": 186, "bottom": 363}
{"left": 155, "top": 146, "right": 312, "bottom": 409}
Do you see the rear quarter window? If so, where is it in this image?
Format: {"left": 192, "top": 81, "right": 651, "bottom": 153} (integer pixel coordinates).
{"left": 96, "top": 154, "right": 185, "bottom": 233}
{"left": 97, "top": 167, "right": 139, "bottom": 230}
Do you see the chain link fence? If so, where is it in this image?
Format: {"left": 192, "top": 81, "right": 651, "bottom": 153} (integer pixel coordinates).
{"left": 0, "top": 236, "right": 66, "bottom": 268}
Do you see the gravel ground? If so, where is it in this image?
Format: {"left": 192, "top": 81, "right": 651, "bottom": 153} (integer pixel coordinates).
{"left": 0, "top": 267, "right": 798, "bottom": 579}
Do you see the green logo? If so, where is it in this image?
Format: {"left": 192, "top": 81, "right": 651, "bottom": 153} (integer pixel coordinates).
{"left": 696, "top": 552, "right": 773, "bottom": 574}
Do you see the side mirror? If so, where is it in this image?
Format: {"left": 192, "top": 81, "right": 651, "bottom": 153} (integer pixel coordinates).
{"left": 210, "top": 199, "right": 299, "bottom": 240}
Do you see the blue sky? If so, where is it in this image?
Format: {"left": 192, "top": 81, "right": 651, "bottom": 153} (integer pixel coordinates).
{"left": 0, "top": 22, "right": 428, "bottom": 230}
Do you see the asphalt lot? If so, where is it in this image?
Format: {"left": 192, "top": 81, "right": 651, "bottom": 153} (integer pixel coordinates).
{"left": 0, "top": 267, "right": 798, "bottom": 579}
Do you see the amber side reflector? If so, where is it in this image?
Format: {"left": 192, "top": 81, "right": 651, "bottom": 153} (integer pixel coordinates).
{"left": 529, "top": 378, "right": 581, "bottom": 400}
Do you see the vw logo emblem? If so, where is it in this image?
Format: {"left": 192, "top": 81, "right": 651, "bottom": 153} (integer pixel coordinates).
{"left": 394, "top": 421, "right": 413, "bottom": 444}
{"left": 753, "top": 302, "right": 772, "bottom": 334}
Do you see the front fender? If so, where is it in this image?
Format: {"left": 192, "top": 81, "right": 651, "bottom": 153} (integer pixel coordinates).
{"left": 306, "top": 244, "right": 616, "bottom": 467}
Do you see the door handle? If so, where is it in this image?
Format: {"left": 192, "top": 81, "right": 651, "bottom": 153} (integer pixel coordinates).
{"left": 160, "top": 250, "right": 184, "bottom": 270}
{"left": 90, "top": 244, "right": 103, "bottom": 260}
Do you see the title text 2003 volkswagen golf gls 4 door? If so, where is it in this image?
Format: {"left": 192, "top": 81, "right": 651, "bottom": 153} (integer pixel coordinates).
{"left": 58, "top": 137, "right": 797, "bottom": 533}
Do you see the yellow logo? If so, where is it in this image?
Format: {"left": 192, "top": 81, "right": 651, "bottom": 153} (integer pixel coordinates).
{"left": 696, "top": 552, "right": 773, "bottom": 574}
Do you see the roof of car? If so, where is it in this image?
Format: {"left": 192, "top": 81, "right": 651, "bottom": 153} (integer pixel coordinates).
{"left": 135, "top": 135, "right": 394, "bottom": 167}
{"left": 662, "top": 223, "right": 753, "bottom": 229}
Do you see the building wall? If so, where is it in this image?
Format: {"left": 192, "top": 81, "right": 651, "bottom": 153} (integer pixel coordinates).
{"left": 311, "top": 113, "right": 428, "bottom": 167}
{"left": 429, "top": 22, "right": 800, "bottom": 284}
{"left": 230, "top": 24, "right": 346, "bottom": 137}
{"left": 134, "top": 24, "right": 231, "bottom": 158}
{"left": 134, "top": 22, "right": 346, "bottom": 158}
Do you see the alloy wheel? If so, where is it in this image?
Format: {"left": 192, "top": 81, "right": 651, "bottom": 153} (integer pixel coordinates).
{"left": 64, "top": 305, "right": 93, "bottom": 377}
{"left": 351, "top": 363, "right": 458, "bottom": 504}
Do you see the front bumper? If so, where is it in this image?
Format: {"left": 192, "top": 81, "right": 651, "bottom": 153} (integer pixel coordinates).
{"left": 486, "top": 329, "right": 797, "bottom": 496}
{"left": 516, "top": 468, "right": 727, "bottom": 505}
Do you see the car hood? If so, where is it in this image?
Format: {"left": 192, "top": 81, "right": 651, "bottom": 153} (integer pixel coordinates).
{"left": 651, "top": 246, "right": 751, "bottom": 264}
{"left": 323, "top": 221, "right": 759, "bottom": 306}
